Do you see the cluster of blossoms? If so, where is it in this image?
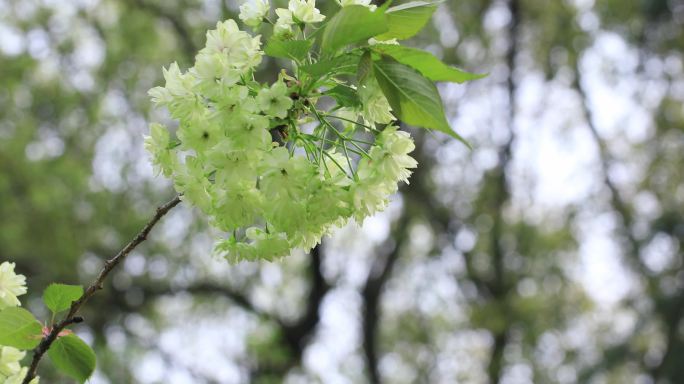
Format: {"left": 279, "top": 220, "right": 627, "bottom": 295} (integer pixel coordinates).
{"left": 146, "top": 0, "right": 417, "bottom": 262}
{"left": 0, "top": 262, "right": 39, "bottom": 383}
{"left": 240, "top": 0, "right": 375, "bottom": 34}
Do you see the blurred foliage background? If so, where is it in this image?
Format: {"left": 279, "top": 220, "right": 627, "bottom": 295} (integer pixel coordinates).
{"left": 1, "top": 0, "right": 684, "bottom": 383}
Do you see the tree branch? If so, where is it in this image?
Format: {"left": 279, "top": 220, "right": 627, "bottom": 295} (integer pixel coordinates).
{"left": 250, "top": 244, "right": 331, "bottom": 380}
{"left": 362, "top": 213, "right": 410, "bottom": 384}
{"left": 571, "top": 41, "right": 684, "bottom": 383}
{"left": 280, "top": 244, "right": 330, "bottom": 355}
{"left": 127, "top": 0, "right": 198, "bottom": 60}
{"left": 571, "top": 62, "right": 650, "bottom": 273}
{"left": 485, "top": 1, "right": 519, "bottom": 381}
{"left": 22, "top": 194, "right": 182, "bottom": 384}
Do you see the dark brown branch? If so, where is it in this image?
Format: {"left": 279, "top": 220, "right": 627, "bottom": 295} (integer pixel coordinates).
{"left": 571, "top": 64, "right": 647, "bottom": 273}
{"left": 135, "top": 282, "right": 269, "bottom": 319}
{"left": 405, "top": 136, "right": 485, "bottom": 298}
{"left": 571, "top": 41, "right": 684, "bottom": 383}
{"left": 362, "top": 214, "right": 410, "bottom": 384}
{"left": 651, "top": 297, "right": 684, "bottom": 380}
{"left": 22, "top": 195, "right": 182, "bottom": 384}
{"left": 485, "top": 1, "right": 519, "bottom": 382}
{"left": 250, "top": 244, "right": 331, "bottom": 380}
{"left": 491, "top": 0, "right": 519, "bottom": 296}
{"left": 100, "top": 280, "right": 277, "bottom": 332}
{"left": 280, "top": 245, "right": 330, "bottom": 354}
{"left": 127, "top": 0, "right": 198, "bottom": 60}
{"left": 488, "top": 331, "right": 509, "bottom": 384}
{"left": 104, "top": 248, "right": 328, "bottom": 381}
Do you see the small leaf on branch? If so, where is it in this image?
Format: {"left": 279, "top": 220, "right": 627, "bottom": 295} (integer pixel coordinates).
{"left": 0, "top": 307, "right": 43, "bottom": 349}
{"left": 372, "top": 45, "right": 486, "bottom": 83}
{"left": 324, "top": 84, "right": 361, "bottom": 108}
{"left": 48, "top": 334, "right": 97, "bottom": 384}
{"left": 373, "top": 56, "right": 470, "bottom": 146}
{"left": 375, "top": 0, "right": 443, "bottom": 41}
{"left": 320, "top": 5, "right": 389, "bottom": 55}
{"left": 300, "top": 52, "right": 361, "bottom": 77}
{"left": 43, "top": 283, "right": 84, "bottom": 314}
{"left": 357, "top": 50, "right": 373, "bottom": 84}
{"left": 265, "top": 38, "right": 313, "bottom": 62}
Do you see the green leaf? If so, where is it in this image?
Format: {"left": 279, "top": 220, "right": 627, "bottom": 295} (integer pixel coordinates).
{"left": 264, "top": 38, "right": 313, "bottom": 62}
{"left": 320, "top": 5, "right": 389, "bottom": 55}
{"left": 378, "top": 0, "right": 395, "bottom": 12}
{"left": 43, "top": 283, "right": 83, "bottom": 314}
{"left": 0, "top": 307, "right": 43, "bottom": 350}
{"left": 300, "top": 52, "right": 361, "bottom": 77}
{"left": 48, "top": 334, "right": 96, "bottom": 384}
{"left": 375, "top": 0, "right": 442, "bottom": 41}
{"left": 372, "top": 45, "right": 486, "bottom": 83}
{"left": 167, "top": 139, "right": 181, "bottom": 149}
{"left": 357, "top": 50, "right": 373, "bottom": 84}
{"left": 324, "top": 84, "right": 361, "bottom": 107}
{"left": 373, "top": 56, "right": 469, "bottom": 146}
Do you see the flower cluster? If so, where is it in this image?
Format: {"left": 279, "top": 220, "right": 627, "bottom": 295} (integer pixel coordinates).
{"left": 0, "top": 262, "right": 39, "bottom": 384}
{"left": 146, "top": 3, "right": 417, "bottom": 262}
{"left": 0, "top": 262, "right": 26, "bottom": 310}
{"left": 337, "top": 0, "right": 376, "bottom": 10}
{"left": 274, "top": 0, "right": 325, "bottom": 37}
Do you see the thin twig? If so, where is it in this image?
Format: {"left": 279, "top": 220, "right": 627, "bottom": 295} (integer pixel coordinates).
{"left": 572, "top": 63, "right": 646, "bottom": 273}
{"left": 320, "top": 113, "right": 379, "bottom": 133}
{"left": 22, "top": 195, "right": 182, "bottom": 384}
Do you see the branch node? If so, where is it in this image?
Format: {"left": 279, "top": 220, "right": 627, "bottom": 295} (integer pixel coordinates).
{"left": 21, "top": 194, "right": 182, "bottom": 384}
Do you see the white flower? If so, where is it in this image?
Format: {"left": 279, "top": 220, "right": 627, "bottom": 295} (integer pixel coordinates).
{"left": 144, "top": 123, "right": 177, "bottom": 177}
{"left": 193, "top": 53, "right": 238, "bottom": 85}
{"left": 239, "top": 0, "right": 270, "bottom": 27}
{"left": 0, "top": 262, "right": 27, "bottom": 309}
{"left": 288, "top": 0, "right": 325, "bottom": 24}
{"left": 351, "top": 176, "right": 391, "bottom": 220}
{"left": 0, "top": 347, "right": 24, "bottom": 378}
{"left": 148, "top": 63, "right": 191, "bottom": 106}
{"left": 375, "top": 127, "right": 418, "bottom": 183}
{"left": 337, "top": 0, "right": 376, "bottom": 10}
{"left": 256, "top": 80, "right": 293, "bottom": 118}
{"left": 4, "top": 367, "right": 39, "bottom": 384}
{"left": 148, "top": 86, "right": 172, "bottom": 105}
{"left": 358, "top": 78, "right": 395, "bottom": 125}
{"left": 274, "top": 8, "right": 295, "bottom": 37}
{"left": 202, "top": 20, "right": 263, "bottom": 71}
{"left": 204, "top": 20, "right": 243, "bottom": 54}
{"left": 152, "top": 62, "right": 202, "bottom": 121}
